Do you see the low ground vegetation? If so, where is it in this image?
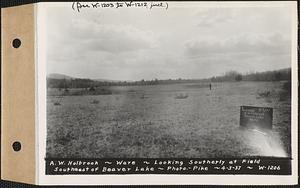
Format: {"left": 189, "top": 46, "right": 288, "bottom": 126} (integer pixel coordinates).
{"left": 47, "top": 81, "right": 291, "bottom": 158}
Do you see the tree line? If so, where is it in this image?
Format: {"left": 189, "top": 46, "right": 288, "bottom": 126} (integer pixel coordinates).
{"left": 47, "top": 68, "right": 291, "bottom": 89}
{"left": 210, "top": 68, "right": 290, "bottom": 82}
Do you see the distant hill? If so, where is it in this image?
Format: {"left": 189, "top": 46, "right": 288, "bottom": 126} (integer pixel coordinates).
{"left": 48, "top": 73, "right": 73, "bottom": 80}
{"left": 47, "top": 73, "right": 126, "bottom": 88}
{"left": 48, "top": 73, "right": 123, "bottom": 82}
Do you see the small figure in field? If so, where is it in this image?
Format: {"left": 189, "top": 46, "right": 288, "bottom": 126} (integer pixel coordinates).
{"left": 209, "top": 83, "right": 212, "bottom": 90}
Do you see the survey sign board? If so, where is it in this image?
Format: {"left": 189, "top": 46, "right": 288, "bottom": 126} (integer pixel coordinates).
{"left": 240, "top": 106, "right": 273, "bottom": 130}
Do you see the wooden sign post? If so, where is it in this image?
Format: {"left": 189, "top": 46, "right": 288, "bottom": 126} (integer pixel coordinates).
{"left": 240, "top": 106, "right": 273, "bottom": 130}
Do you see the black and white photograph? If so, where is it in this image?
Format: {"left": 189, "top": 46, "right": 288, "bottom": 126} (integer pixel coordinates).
{"left": 44, "top": 1, "right": 294, "bottom": 168}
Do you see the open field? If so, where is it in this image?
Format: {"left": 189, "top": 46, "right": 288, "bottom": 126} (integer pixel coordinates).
{"left": 46, "top": 81, "right": 291, "bottom": 158}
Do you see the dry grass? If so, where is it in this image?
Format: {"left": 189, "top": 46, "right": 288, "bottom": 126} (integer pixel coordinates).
{"left": 46, "top": 81, "right": 291, "bottom": 158}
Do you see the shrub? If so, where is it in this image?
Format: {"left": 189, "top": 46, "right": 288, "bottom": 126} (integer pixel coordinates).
{"left": 89, "top": 86, "right": 96, "bottom": 91}
{"left": 235, "top": 74, "right": 243, "bottom": 81}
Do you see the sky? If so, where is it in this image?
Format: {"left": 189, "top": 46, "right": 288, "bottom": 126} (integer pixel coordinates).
{"left": 46, "top": 2, "right": 293, "bottom": 81}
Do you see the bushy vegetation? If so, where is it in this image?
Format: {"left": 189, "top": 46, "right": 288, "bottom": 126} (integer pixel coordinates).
{"left": 242, "top": 68, "right": 291, "bottom": 82}
{"left": 210, "top": 68, "right": 291, "bottom": 82}
{"left": 211, "top": 71, "right": 243, "bottom": 82}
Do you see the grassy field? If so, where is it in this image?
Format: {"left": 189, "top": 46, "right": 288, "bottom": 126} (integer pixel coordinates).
{"left": 46, "top": 81, "right": 291, "bottom": 158}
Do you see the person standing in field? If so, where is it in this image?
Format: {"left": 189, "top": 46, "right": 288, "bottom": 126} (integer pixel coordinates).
{"left": 209, "top": 83, "right": 212, "bottom": 90}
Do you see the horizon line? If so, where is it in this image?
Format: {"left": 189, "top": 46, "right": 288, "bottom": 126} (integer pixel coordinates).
{"left": 47, "top": 67, "right": 292, "bottom": 82}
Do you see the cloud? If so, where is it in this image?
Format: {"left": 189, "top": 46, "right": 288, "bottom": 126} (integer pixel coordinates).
{"left": 47, "top": 17, "right": 158, "bottom": 65}
{"left": 196, "top": 8, "right": 234, "bottom": 27}
{"left": 181, "top": 32, "right": 291, "bottom": 77}
{"left": 184, "top": 32, "right": 290, "bottom": 57}
{"left": 70, "top": 19, "right": 157, "bottom": 53}
{"left": 46, "top": 4, "right": 292, "bottom": 80}
{"left": 47, "top": 16, "right": 160, "bottom": 79}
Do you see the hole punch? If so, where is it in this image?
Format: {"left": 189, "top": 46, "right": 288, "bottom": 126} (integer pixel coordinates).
{"left": 12, "top": 141, "right": 21, "bottom": 151}
{"left": 12, "top": 38, "right": 21, "bottom": 48}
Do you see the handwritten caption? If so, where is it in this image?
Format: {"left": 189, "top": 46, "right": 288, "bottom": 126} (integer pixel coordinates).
{"left": 72, "top": 1, "right": 169, "bottom": 12}
{"left": 46, "top": 158, "right": 291, "bottom": 175}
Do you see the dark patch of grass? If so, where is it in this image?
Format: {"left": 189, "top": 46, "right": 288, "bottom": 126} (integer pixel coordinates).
{"left": 91, "top": 100, "right": 99, "bottom": 104}
{"left": 140, "top": 94, "right": 149, "bottom": 99}
{"left": 175, "top": 93, "right": 188, "bottom": 99}
{"left": 279, "top": 81, "right": 291, "bottom": 101}
{"left": 52, "top": 126, "right": 76, "bottom": 145}
{"left": 257, "top": 90, "right": 271, "bottom": 98}
{"left": 282, "top": 81, "right": 291, "bottom": 93}
{"left": 185, "top": 84, "right": 210, "bottom": 89}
